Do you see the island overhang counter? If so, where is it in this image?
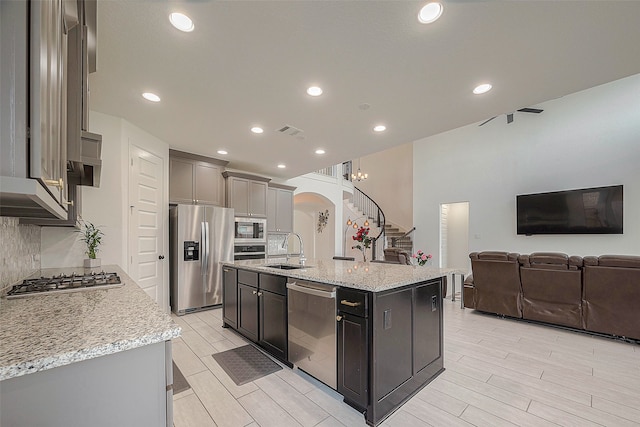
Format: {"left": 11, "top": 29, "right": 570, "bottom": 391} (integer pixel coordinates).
{"left": 223, "top": 258, "right": 464, "bottom": 426}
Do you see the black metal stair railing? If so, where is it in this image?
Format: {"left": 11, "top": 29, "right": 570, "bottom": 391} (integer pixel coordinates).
{"left": 352, "top": 186, "right": 386, "bottom": 260}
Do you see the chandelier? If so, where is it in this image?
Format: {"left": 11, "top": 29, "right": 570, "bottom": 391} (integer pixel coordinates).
{"left": 351, "top": 158, "right": 368, "bottom": 181}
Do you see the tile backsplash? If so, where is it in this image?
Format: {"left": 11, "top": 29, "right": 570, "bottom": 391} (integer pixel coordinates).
{"left": 267, "top": 233, "right": 289, "bottom": 256}
{"left": 0, "top": 217, "right": 41, "bottom": 290}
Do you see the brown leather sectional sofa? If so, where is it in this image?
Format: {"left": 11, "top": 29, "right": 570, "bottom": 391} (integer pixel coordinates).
{"left": 464, "top": 251, "right": 640, "bottom": 341}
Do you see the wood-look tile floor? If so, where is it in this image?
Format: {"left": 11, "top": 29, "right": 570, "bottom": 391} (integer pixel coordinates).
{"left": 172, "top": 298, "right": 640, "bottom": 427}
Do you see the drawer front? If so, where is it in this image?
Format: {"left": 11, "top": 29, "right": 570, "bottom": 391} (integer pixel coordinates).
{"left": 337, "top": 288, "right": 369, "bottom": 317}
{"left": 238, "top": 269, "right": 259, "bottom": 287}
{"left": 259, "top": 273, "right": 287, "bottom": 296}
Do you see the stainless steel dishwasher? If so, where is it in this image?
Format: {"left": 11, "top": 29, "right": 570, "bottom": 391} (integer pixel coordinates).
{"left": 287, "top": 280, "right": 337, "bottom": 389}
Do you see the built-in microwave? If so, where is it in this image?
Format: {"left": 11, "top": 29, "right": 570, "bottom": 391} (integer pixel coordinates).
{"left": 234, "top": 217, "right": 266, "bottom": 243}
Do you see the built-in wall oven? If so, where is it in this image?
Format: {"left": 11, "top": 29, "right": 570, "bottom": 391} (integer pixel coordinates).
{"left": 234, "top": 217, "right": 266, "bottom": 243}
{"left": 234, "top": 244, "right": 266, "bottom": 261}
{"left": 234, "top": 217, "right": 266, "bottom": 260}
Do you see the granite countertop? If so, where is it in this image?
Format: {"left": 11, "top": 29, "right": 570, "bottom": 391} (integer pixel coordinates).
{"left": 224, "top": 258, "right": 465, "bottom": 292}
{"left": 0, "top": 265, "right": 181, "bottom": 381}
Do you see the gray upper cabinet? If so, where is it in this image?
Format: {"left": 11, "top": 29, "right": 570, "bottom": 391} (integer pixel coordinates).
{"left": 21, "top": 1, "right": 102, "bottom": 227}
{"left": 169, "top": 150, "right": 227, "bottom": 206}
{"left": 30, "top": 0, "right": 69, "bottom": 205}
{"left": 0, "top": 0, "right": 77, "bottom": 219}
{"left": 223, "top": 172, "right": 270, "bottom": 217}
{"left": 195, "top": 162, "right": 224, "bottom": 206}
{"left": 267, "top": 184, "right": 295, "bottom": 233}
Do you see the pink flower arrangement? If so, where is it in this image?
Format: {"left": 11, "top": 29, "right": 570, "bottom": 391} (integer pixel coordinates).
{"left": 412, "top": 250, "right": 432, "bottom": 266}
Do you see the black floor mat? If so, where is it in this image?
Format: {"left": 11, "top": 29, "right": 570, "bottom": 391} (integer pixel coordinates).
{"left": 173, "top": 361, "right": 191, "bottom": 394}
{"left": 212, "top": 345, "right": 282, "bottom": 386}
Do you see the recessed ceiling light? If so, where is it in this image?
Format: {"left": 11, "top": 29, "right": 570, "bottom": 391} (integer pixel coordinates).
{"left": 307, "top": 86, "right": 323, "bottom": 97}
{"left": 277, "top": 164, "right": 286, "bottom": 169}
{"left": 418, "top": 2, "right": 443, "bottom": 24}
{"left": 251, "top": 127, "right": 264, "bottom": 134}
{"left": 373, "top": 125, "right": 386, "bottom": 132}
{"left": 315, "top": 149, "right": 326, "bottom": 155}
{"left": 473, "top": 83, "right": 493, "bottom": 95}
{"left": 142, "top": 92, "right": 161, "bottom": 102}
{"left": 217, "top": 150, "right": 228, "bottom": 155}
{"left": 169, "top": 12, "right": 194, "bottom": 32}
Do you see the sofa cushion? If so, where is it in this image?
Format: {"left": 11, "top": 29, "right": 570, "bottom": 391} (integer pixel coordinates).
{"left": 596, "top": 255, "right": 640, "bottom": 269}
{"left": 470, "top": 251, "right": 519, "bottom": 262}
{"left": 520, "top": 252, "right": 584, "bottom": 271}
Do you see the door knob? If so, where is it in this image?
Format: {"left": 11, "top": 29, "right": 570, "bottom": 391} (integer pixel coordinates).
{"left": 158, "top": 255, "right": 165, "bottom": 260}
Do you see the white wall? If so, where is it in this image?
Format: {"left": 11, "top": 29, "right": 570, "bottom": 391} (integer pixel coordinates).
{"left": 292, "top": 192, "right": 336, "bottom": 260}
{"left": 41, "top": 112, "right": 126, "bottom": 268}
{"left": 41, "top": 112, "right": 169, "bottom": 288}
{"left": 356, "top": 143, "right": 413, "bottom": 231}
{"left": 413, "top": 73, "right": 640, "bottom": 265}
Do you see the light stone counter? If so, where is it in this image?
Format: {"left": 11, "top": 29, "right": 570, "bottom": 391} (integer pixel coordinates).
{"left": 0, "top": 265, "right": 180, "bottom": 381}
{"left": 224, "top": 258, "right": 465, "bottom": 292}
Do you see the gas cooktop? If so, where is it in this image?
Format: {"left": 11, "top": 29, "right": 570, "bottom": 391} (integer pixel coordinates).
{"left": 6, "top": 271, "right": 123, "bottom": 299}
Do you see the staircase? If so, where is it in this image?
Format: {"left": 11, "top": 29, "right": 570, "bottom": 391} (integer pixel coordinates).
{"left": 346, "top": 186, "right": 417, "bottom": 260}
{"left": 385, "top": 224, "right": 414, "bottom": 254}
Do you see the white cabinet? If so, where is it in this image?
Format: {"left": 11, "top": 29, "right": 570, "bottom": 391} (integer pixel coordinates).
{"left": 169, "top": 150, "right": 227, "bottom": 206}
{"left": 223, "top": 171, "right": 270, "bottom": 217}
{"left": 267, "top": 184, "right": 295, "bottom": 233}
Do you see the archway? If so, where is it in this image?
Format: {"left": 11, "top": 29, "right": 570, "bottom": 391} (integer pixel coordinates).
{"left": 293, "top": 192, "right": 336, "bottom": 260}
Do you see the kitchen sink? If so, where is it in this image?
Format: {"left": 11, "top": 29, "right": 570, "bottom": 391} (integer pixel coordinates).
{"left": 264, "top": 264, "right": 310, "bottom": 270}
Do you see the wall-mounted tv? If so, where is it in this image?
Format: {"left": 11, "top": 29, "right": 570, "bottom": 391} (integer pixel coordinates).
{"left": 517, "top": 185, "right": 623, "bottom": 235}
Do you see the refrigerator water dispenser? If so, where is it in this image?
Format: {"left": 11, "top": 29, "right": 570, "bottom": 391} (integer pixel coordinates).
{"left": 184, "top": 241, "right": 199, "bottom": 261}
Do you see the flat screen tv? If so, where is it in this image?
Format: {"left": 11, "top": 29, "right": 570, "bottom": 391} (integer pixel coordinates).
{"left": 517, "top": 185, "right": 623, "bottom": 235}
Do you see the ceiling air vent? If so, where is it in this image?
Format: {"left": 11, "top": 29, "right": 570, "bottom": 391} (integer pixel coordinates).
{"left": 277, "top": 125, "right": 304, "bottom": 137}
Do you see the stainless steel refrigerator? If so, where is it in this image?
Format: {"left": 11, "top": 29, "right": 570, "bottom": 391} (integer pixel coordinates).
{"left": 169, "top": 204, "right": 234, "bottom": 315}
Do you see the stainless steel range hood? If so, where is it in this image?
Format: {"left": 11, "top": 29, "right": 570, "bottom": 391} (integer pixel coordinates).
{"left": 68, "top": 130, "right": 102, "bottom": 187}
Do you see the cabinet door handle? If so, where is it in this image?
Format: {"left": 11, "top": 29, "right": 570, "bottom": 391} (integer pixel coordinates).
{"left": 223, "top": 268, "right": 231, "bottom": 273}
{"left": 252, "top": 290, "right": 257, "bottom": 295}
{"left": 257, "top": 291, "right": 263, "bottom": 296}
{"left": 336, "top": 315, "right": 343, "bottom": 322}
{"left": 340, "top": 300, "right": 361, "bottom": 307}
{"left": 158, "top": 255, "right": 165, "bottom": 260}
{"left": 44, "top": 178, "right": 64, "bottom": 188}
{"left": 62, "top": 200, "right": 74, "bottom": 206}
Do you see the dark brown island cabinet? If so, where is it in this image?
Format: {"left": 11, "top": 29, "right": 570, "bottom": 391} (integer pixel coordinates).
{"left": 223, "top": 266, "right": 445, "bottom": 426}
{"left": 223, "top": 268, "right": 289, "bottom": 364}
{"left": 337, "top": 279, "right": 444, "bottom": 425}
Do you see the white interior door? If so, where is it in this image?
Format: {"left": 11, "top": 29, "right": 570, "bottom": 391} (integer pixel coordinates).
{"left": 129, "top": 145, "right": 166, "bottom": 309}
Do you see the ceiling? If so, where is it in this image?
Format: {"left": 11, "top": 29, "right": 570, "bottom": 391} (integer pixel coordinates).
{"left": 89, "top": 1, "right": 640, "bottom": 179}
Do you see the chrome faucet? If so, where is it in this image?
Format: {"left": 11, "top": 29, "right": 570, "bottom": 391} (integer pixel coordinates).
{"left": 282, "top": 232, "right": 306, "bottom": 265}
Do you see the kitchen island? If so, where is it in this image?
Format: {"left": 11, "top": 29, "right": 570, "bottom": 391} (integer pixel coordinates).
{"left": 0, "top": 265, "right": 181, "bottom": 427}
{"left": 223, "top": 258, "right": 463, "bottom": 426}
